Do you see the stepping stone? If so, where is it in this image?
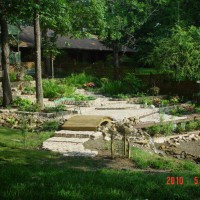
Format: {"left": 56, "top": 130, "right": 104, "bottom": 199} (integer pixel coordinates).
{"left": 63, "top": 150, "right": 98, "bottom": 157}
{"left": 42, "top": 136, "right": 98, "bottom": 157}
{"left": 55, "top": 130, "right": 102, "bottom": 139}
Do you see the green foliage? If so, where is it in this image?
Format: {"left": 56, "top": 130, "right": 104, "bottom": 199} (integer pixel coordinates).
{"left": 42, "top": 120, "right": 60, "bottom": 131}
{"left": 146, "top": 125, "right": 161, "bottom": 136}
{"left": 176, "top": 123, "right": 186, "bottom": 133}
{"left": 122, "top": 73, "right": 143, "bottom": 94}
{"left": 13, "top": 97, "right": 32, "bottom": 108}
{"left": 147, "top": 119, "right": 200, "bottom": 136}
{"left": 44, "top": 105, "right": 65, "bottom": 113}
{"left": 22, "top": 86, "right": 35, "bottom": 95}
{"left": 147, "top": 25, "right": 200, "bottom": 81}
{"left": 0, "top": 127, "right": 200, "bottom": 200}
{"left": 152, "top": 97, "right": 161, "bottom": 106}
{"left": 161, "top": 99, "right": 170, "bottom": 107}
{"left": 138, "top": 96, "right": 153, "bottom": 105}
{"left": 70, "top": 94, "right": 91, "bottom": 101}
{"left": 146, "top": 122, "right": 174, "bottom": 136}
{"left": 131, "top": 147, "right": 198, "bottom": 171}
{"left": 185, "top": 121, "right": 199, "bottom": 132}
{"left": 149, "top": 86, "right": 160, "bottom": 96}
{"left": 9, "top": 72, "right": 17, "bottom": 82}
{"left": 43, "top": 79, "right": 75, "bottom": 98}
{"left": 114, "top": 94, "right": 130, "bottom": 99}
{"left": 23, "top": 75, "right": 33, "bottom": 81}
{"left": 170, "top": 96, "right": 180, "bottom": 105}
{"left": 135, "top": 68, "right": 162, "bottom": 75}
{"left": 62, "top": 72, "right": 96, "bottom": 88}
{"left": 0, "top": 127, "right": 53, "bottom": 149}
{"left": 99, "top": 0, "right": 164, "bottom": 49}
{"left": 19, "top": 103, "right": 40, "bottom": 112}
{"left": 169, "top": 104, "right": 196, "bottom": 116}
{"left": 101, "top": 80, "right": 123, "bottom": 96}
{"left": 161, "top": 122, "right": 174, "bottom": 136}
{"left": 101, "top": 73, "right": 143, "bottom": 96}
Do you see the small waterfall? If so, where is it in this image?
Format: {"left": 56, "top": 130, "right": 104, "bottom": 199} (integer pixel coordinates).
{"left": 143, "top": 132, "right": 158, "bottom": 154}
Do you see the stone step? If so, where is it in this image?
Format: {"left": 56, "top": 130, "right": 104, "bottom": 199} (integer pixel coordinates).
{"left": 43, "top": 141, "right": 85, "bottom": 152}
{"left": 42, "top": 137, "right": 98, "bottom": 157}
{"left": 63, "top": 151, "right": 98, "bottom": 157}
{"left": 55, "top": 130, "right": 102, "bottom": 139}
{"left": 45, "top": 137, "right": 89, "bottom": 143}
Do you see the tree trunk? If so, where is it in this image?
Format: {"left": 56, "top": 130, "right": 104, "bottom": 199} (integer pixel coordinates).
{"left": 34, "top": 11, "right": 44, "bottom": 110}
{"left": 42, "top": 29, "right": 51, "bottom": 77}
{"left": 0, "top": 15, "right": 13, "bottom": 106}
{"left": 113, "top": 43, "right": 120, "bottom": 80}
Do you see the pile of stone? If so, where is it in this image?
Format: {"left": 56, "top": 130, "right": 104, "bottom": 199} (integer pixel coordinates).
{"left": 98, "top": 117, "right": 200, "bottom": 160}
{"left": 0, "top": 111, "right": 64, "bottom": 131}
{"left": 98, "top": 117, "right": 152, "bottom": 148}
{"left": 158, "top": 132, "right": 200, "bottom": 160}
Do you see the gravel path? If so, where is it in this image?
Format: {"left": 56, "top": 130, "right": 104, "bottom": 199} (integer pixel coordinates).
{"left": 40, "top": 89, "right": 189, "bottom": 157}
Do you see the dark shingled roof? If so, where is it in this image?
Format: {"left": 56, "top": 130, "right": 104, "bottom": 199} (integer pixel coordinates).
{"left": 19, "top": 26, "right": 134, "bottom": 52}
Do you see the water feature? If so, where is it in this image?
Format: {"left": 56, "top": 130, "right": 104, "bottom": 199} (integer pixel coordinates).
{"left": 143, "top": 132, "right": 159, "bottom": 154}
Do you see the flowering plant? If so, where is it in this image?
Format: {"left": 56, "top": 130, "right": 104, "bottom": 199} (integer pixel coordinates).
{"left": 83, "top": 82, "right": 95, "bottom": 88}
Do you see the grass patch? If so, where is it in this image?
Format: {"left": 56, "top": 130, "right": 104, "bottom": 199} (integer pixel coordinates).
{"left": 131, "top": 147, "right": 199, "bottom": 172}
{"left": 0, "top": 127, "right": 200, "bottom": 199}
{"left": 0, "top": 127, "right": 53, "bottom": 149}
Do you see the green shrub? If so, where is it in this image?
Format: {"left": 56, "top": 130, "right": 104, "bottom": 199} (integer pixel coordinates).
{"left": 87, "top": 96, "right": 96, "bottom": 100}
{"left": 70, "top": 94, "right": 90, "bottom": 101}
{"left": 146, "top": 125, "right": 161, "bottom": 136}
{"left": 42, "top": 120, "right": 60, "bottom": 131}
{"left": 149, "top": 86, "right": 160, "bottom": 96}
{"left": 161, "top": 99, "right": 170, "bottom": 107}
{"left": 44, "top": 105, "right": 65, "bottom": 113}
{"left": 18, "top": 103, "right": 40, "bottom": 112}
{"left": 161, "top": 123, "right": 174, "bottom": 136}
{"left": 9, "top": 72, "right": 17, "bottom": 82}
{"left": 170, "top": 96, "right": 180, "bottom": 105}
{"left": 22, "top": 86, "right": 35, "bottom": 95}
{"left": 24, "top": 75, "right": 33, "bottom": 81}
{"left": 63, "top": 72, "right": 96, "bottom": 88}
{"left": 195, "top": 107, "right": 200, "bottom": 113}
{"left": 101, "top": 80, "right": 123, "bottom": 96}
{"left": 13, "top": 97, "right": 32, "bottom": 107}
{"left": 176, "top": 123, "right": 186, "bottom": 133}
{"left": 185, "top": 121, "right": 198, "bottom": 131}
{"left": 43, "top": 79, "right": 75, "bottom": 98}
{"left": 169, "top": 104, "right": 195, "bottom": 116}
{"left": 122, "top": 73, "right": 143, "bottom": 94}
{"left": 100, "top": 73, "right": 143, "bottom": 96}
{"left": 153, "top": 97, "right": 161, "bottom": 106}
{"left": 138, "top": 97, "right": 153, "bottom": 105}
{"left": 114, "top": 94, "right": 130, "bottom": 99}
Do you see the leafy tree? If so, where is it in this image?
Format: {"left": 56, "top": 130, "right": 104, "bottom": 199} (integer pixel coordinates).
{"left": 92, "top": 0, "right": 168, "bottom": 79}
{"left": 146, "top": 25, "right": 200, "bottom": 81}
{"left": 19, "top": 0, "right": 70, "bottom": 109}
{"left": 135, "top": 0, "right": 200, "bottom": 69}
{"left": 40, "top": 0, "right": 71, "bottom": 77}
